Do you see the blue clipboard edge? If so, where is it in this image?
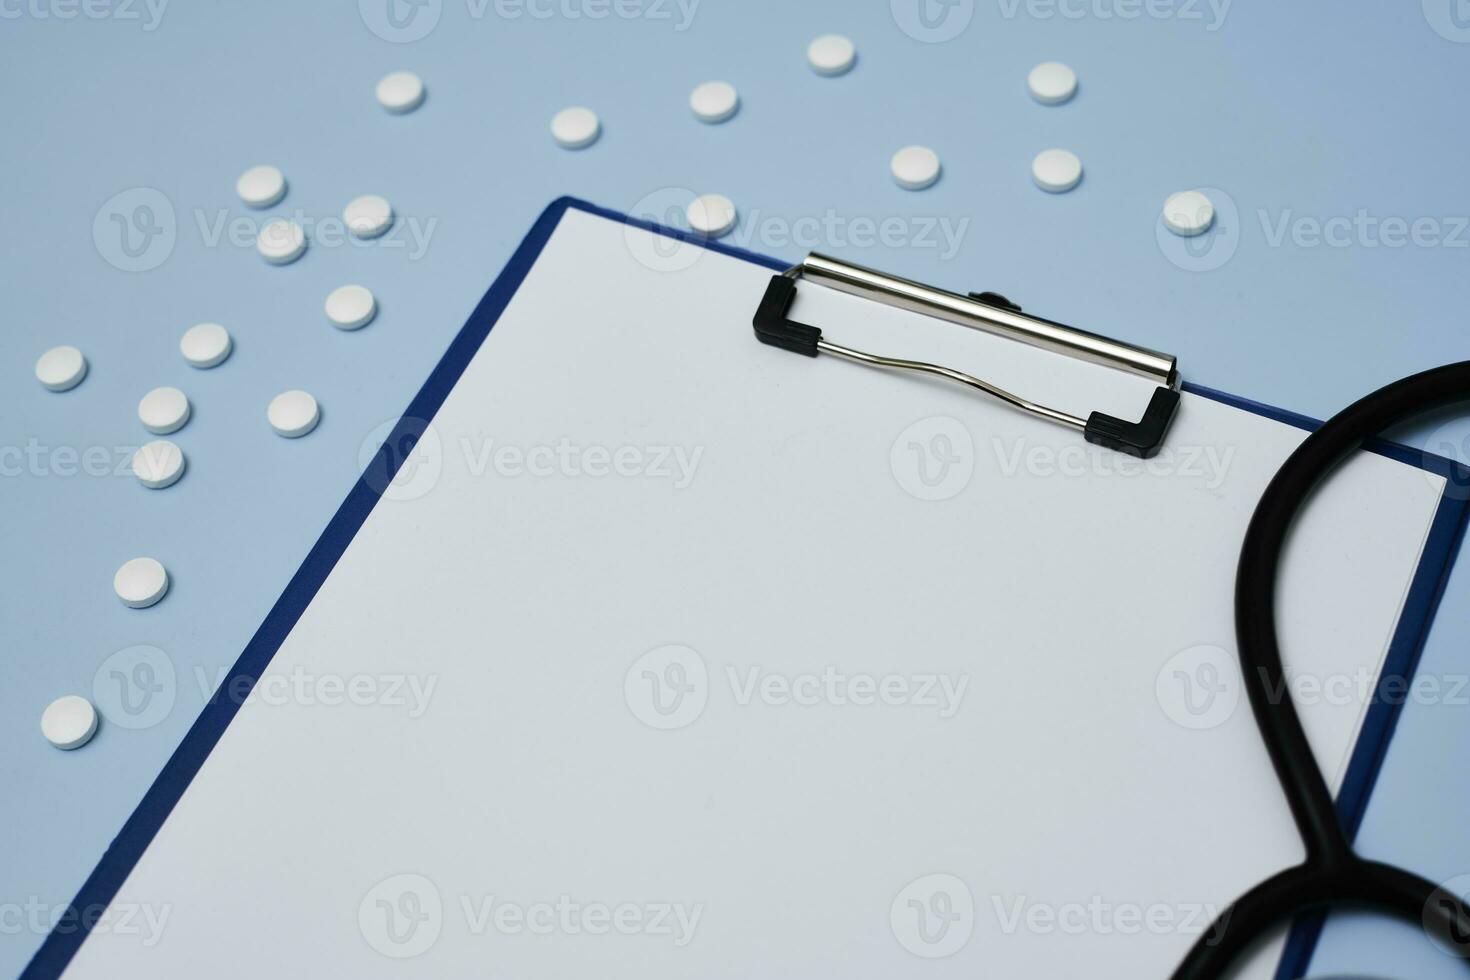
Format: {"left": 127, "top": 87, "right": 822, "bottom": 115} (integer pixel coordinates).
{"left": 22, "top": 195, "right": 1470, "bottom": 979}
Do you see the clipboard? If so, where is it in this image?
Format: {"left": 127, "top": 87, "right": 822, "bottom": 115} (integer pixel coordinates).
{"left": 28, "top": 197, "right": 1468, "bottom": 980}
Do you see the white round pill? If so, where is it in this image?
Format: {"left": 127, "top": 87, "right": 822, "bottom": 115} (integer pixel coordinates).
{"left": 550, "top": 106, "right": 600, "bottom": 149}
{"left": 180, "top": 323, "right": 232, "bottom": 368}
{"left": 138, "top": 386, "right": 190, "bottom": 434}
{"left": 113, "top": 557, "right": 169, "bottom": 608}
{"left": 257, "top": 218, "right": 306, "bottom": 264}
{"left": 1032, "top": 148, "right": 1083, "bottom": 193}
{"left": 687, "top": 194, "right": 737, "bottom": 238}
{"left": 376, "top": 70, "right": 425, "bottom": 114}
{"left": 35, "top": 345, "right": 87, "bottom": 391}
{"left": 890, "top": 145, "right": 941, "bottom": 190}
{"left": 325, "top": 284, "right": 377, "bottom": 330}
{"left": 268, "top": 390, "right": 320, "bottom": 438}
{"left": 1162, "top": 190, "right": 1216, "bottom": 237}
{"left": 41, "top": 695, "right": 97, "bottom": 750}
{"left": 235, "top": 165, "right": 287, "bottom": 208}
{"left": 343, "top": 195, "right": 393, "bottom": 239}
{"left": 689, "top": 81, "right": 739, "bottom": 123}
{"left": 807, "top": 34, "right": 856, "bottom": 76}
{"left": 1027, "top": 62, "right": 1077, "bottom": 105}
{"left": 132, "top": 439, "right": 186, "bottom": 489}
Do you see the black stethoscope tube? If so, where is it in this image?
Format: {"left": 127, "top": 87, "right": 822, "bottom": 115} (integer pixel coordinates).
{"left": 1172, "top": 362, "right": 1470, "bottom": 979}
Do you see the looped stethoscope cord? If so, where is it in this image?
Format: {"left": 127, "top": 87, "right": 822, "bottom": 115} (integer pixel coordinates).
{"left": 1172, "top": 362, "right": 1470, "bottom": 979}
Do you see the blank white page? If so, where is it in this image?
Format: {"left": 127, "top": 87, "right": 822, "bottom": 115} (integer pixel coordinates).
{"left": 64, "top": 206, "right": 1446, "bottom": 978}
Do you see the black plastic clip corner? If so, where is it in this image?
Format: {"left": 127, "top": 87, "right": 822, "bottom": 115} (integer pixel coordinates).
{"left": 1083, "top": 387, "right": 1181, "bottom": 459}
{"left": 752, "top": 275, "right": 821, "bottom": 357}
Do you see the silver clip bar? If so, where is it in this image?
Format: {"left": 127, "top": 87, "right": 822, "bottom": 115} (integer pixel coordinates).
{"left": 799, "top": 253, "right": 1178, "bottom": 387}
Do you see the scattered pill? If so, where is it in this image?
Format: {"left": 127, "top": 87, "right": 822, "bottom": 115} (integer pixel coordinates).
{"left": 343, "top": 195, "right": 393, "bottom": 239}
{"left": 257, "top": 218, "right": 306, "bottom": 264}
{"left": 1162, "top": 190, "right": 1215, "bottom": 237}
{"left": 807, "top": 34, "right": 856, "bottom": 76}
{"left": 41, "top": 695, "right": 97, "bottom": 750}
{"left": 325, "top": 284, "right": 377, "bottom": 330}
{"left": 890, "top": 146, "right": 941, "bottom": 190}
{"left": 550, "top": 107, "right": 600, "bottom": 149}
{"left": 687, "top": 194, "right": 737, "bottom": 238}
{"left": 1027, "top": 62, "right": 1077, "bottom": 105}
{"left": 132, "top": 440, "right": 185, "bottom": 489}
{"left": 35, "top": 346, "right": 87, "bottom": 392}
{"left": 180, "top": 323, "right": 232, "bottom": 368}
{"left": 236, "top": 165, "right": 287, "bottom": 208}
{"left": 689, "top": 81, "right": 739, "bottom": 123}
{"left": 137, "top": 386, "right": 190, "bottom": 434}
{"left": 376, "top": 70, "right": 425, "bottom": 114}
{"left": 113, "top": 557, "right": 169, "bottom": 608}
{"left": 1032, "top": 148, "right": 1083, "bottom": 193}
{"left": 268, "top": 390, "right": 320, "bottom": 438}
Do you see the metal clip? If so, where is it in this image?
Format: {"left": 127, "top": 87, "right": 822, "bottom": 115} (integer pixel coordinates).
{"left": 751, "top": 254, "right": 1181, "bottom": 458}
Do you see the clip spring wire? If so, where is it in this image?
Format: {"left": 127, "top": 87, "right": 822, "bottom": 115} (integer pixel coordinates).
{"left": 813, "top": 338, "right": 1087, "bottom": 430}
{"left": 782, "top": 263, "right": 1087, "bottom": 430}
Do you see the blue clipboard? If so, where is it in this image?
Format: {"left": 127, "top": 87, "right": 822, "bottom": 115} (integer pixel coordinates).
{"left": 24, "top": 197, "right": 1470, "bottom": 980}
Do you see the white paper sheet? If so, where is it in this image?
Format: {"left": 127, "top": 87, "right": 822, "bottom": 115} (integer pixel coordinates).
{"left": 63, "top": 207, "right": 1447, "bottom": 979}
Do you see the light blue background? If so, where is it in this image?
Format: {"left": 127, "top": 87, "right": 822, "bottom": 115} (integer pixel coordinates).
{"left": 3, "top": 1, "right": 1469, "bottom": 976}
